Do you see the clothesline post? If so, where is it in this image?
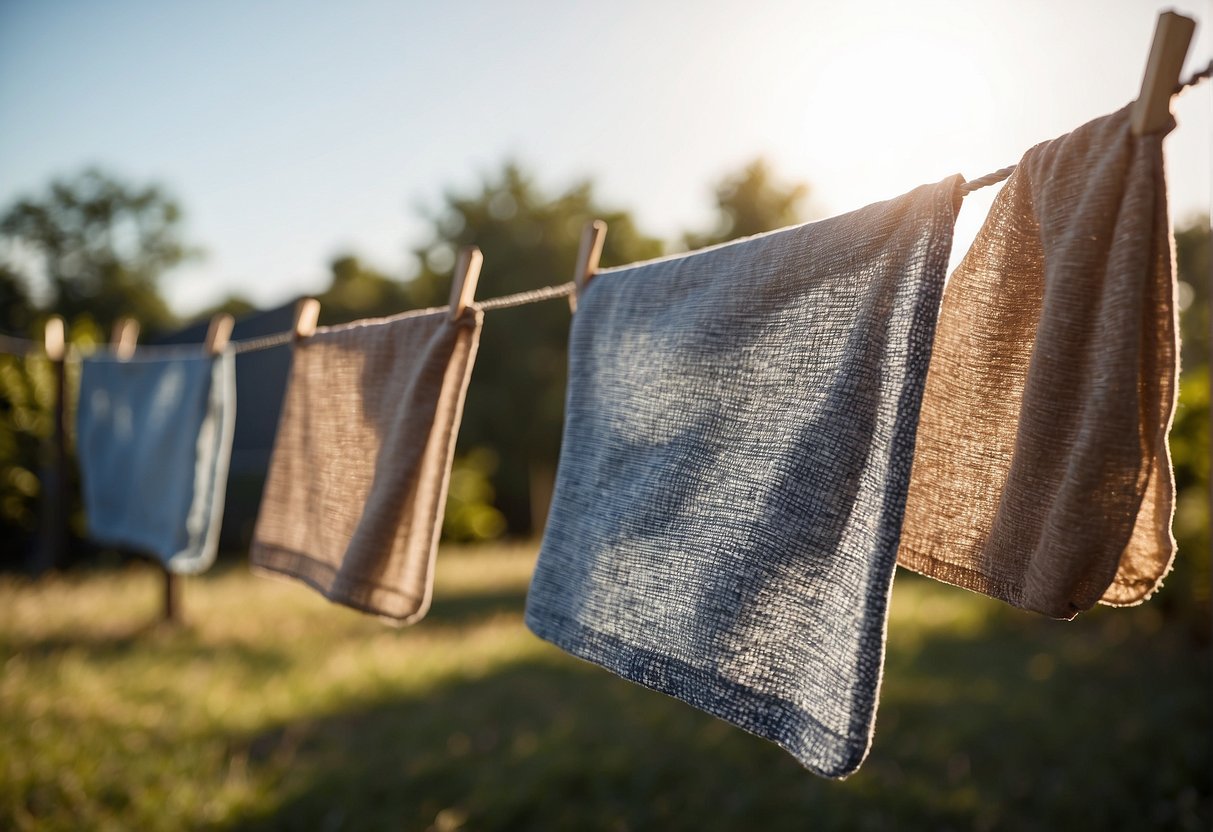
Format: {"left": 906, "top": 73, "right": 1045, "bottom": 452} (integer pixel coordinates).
{"left": 32, "top": 316, "right": 68, "bottom": 576}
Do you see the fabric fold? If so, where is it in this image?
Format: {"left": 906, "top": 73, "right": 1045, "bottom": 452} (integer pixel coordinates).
{"left": 525, "top": 177, "right": 962, "bottom": 778}
{"left": 77, "top": 350, "right": 236, "bottom": 574}
{"left": 250, "top": 306, "right": 482, "bottom": 624}
{"left": 898, "top": 104, "right": 1178, "bottom": 619}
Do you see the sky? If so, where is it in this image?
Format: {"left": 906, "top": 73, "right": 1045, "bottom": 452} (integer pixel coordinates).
{"left": 1, "top": 0, "right": 1210, "bottom": 317}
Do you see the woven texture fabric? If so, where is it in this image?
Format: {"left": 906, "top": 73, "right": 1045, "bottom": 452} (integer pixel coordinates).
{"left": 898, "top": 105, "right": 1178, "bottom": 619}
{"left": 77, "top": 352, "right": 235, "bottom": 574}
{"left": 525, "top": 178, "right": 961, "bottom": 778}
{"left": 250, "top": 307, "right": 482, "bottom": 624}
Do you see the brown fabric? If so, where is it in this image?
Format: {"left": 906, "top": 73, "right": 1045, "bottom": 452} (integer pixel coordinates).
{"left": 251, "top": 306, "right": 482, "bottom": 624}
{"left": 898, "top": 105, "right": 1178, "bottom": 619}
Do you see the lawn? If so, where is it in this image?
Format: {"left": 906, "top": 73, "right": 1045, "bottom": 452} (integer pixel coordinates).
{"left": 0, "top": 543, "right": 1208, "bottom": 831}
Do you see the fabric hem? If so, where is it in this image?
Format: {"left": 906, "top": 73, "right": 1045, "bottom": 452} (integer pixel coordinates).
{"left": 251, "top": 542, "right": 426, "bottom": 625}
{"left": 524, "top": 607, "right": 869, "bottom": 779}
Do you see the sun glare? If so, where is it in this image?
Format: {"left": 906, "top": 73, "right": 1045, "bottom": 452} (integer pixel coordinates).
{"left": 792, "top": 25, "right": 1000, "bottom": 212}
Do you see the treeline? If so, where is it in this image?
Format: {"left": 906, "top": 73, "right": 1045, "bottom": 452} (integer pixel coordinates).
{"left": 0, "top": 164, "right": 1208, "bottom": 631}
{"left": 0, "top": 160, "right": 811, "bottom": 559}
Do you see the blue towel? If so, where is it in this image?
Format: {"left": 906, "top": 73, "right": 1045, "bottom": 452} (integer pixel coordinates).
{"left": 77, "top": 351, "right": 236, "bottom": 574}
{"left": 526, "top": 178, "right": 960, "bottom": 778}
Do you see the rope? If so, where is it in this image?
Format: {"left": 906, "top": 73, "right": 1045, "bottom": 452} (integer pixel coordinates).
{"left": 0, "top": 59, "right": 1207, "bottom": 357}
{"left": 960, "top": 165, "right": 1018, "bottom": 194}
{"left": 0, "top": 284, "right": 580, "bottom": 359}
{"left": 477, "top": 281, "right": 574, "bottom": 311}
{"left": 230, "top": 330, "right": 295, "bottom": 354}
{"left": 1176, "top": 58, "right": 1213, "bottom": 92}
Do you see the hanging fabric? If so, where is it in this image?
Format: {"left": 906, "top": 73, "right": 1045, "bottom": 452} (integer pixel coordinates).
{"left": 76, "top": 351, "right": 236, "bottom": 574}
{"left": 250, "top": 306, "right": 482, "bottom": 624}
{"left": 898, "top": 104, "right": 1178, "bottom": 619}
{"left": 524, "top": 176, "right": 961, "bottom": 778}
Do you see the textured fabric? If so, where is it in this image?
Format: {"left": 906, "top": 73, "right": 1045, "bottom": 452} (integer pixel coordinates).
{"left": 526, "top": 178, "right": 961, "bottom": 778}
{"left": 77, "top": 351, "right": 236, "bottom": 574}
{"left": 898, "top": 106, "right": 1179, "bottom": 619}
{"left": 250, "top": 306, "right": 482, "bottom": 624}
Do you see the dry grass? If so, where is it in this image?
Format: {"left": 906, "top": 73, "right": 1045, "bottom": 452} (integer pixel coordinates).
{"left": 0, "top": 543, "right": 1208, "bottom": 831}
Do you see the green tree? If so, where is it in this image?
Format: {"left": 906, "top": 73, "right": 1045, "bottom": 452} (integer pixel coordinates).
{"left": 0, "top": 318, "right": 101, "bottom": 568}
{"left": 684, "top": 158, "right": 813, "bottom": 250}
{"left": 407, "top": 163, "right": 663, "bottom": 533}
{"left": 316, "top": 254, "right": 412, "bottom": 325}
{"left": 0, "top": 166, "right": 193, "bottom": 568}
{"left": 0, "top": 168, "right": 195, "bottom": 334}
{"left": 1176, "top": 216, "right": 1210, "bottom": 370}
{"left": 196, "top": 294, "right": 258, "bottom": 321}
{"left": 1167, "top": 215, "right": 1211, "bottom": 633}
{"left": 0, "top": 265, "right": 35, "bottom": 335}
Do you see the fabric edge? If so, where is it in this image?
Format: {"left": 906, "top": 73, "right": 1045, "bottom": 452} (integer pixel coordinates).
{"left": 166, "top": 350, "right": 237, "bottom": 576}
{"left": 523, "top": 607, "right": 867, "bottom": 779}
{"left": 251, "top": 542, "right": 426, "bottom": 625}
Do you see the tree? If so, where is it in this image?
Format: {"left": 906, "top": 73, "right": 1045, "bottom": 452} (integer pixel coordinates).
{"left": 1176, "top": 216, "right": 1210, "bottom": 371}
{"left": 316, "top": 254, "right": 412, "bottom": 325}
{"left": 0, "top": 265, "right": 35, "bottom": 335}
{"left": 684, "top": 158, "right": 813, "bottom": 250}
{"left": 0, "top": 168, "right": 195, "bottom": 334}
{"left": 196, "top": 294, "right": 258, "bottom": 322}
{"left": 407, "top": 163, "right": 663, "bottom": 533}
{"left": 1166, "top": 215, "right": 1211, "bottom": 633}
{"left": 0, "top": 168, "right": 195, "bottom": 569}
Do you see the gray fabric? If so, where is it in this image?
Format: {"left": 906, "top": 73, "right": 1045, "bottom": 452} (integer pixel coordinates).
{"left": 526, "top": 178, "right": 961, "bottom": 778}
{"left": 77, "top": 351, "right": 236, "bottom": 574}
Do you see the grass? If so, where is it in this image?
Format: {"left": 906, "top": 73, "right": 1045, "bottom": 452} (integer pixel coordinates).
{"left": 0, "top": 542, "right": 1208, "bottom": 831}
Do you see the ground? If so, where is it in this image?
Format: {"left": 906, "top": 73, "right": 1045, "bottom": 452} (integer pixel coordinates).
{"left": 0, "top": 543, "right": 1208, "bottom": 831}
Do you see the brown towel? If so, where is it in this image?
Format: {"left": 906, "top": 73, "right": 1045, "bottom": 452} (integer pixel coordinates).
{"left": 898, "top": 105, "right": 1178, "bottom": 619}
{"left": 251, "top": 306, "right": 482, "bottom": 623}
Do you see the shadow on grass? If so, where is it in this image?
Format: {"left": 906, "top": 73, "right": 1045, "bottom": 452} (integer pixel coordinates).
{"left": 222, "top": 598, "right": 1211, "bottom": 832}
{"left": 0, "top": 623, "right": 292, "bottom": 671}
{"left": 422, "top": 589, "right": 530, "bottom": 628}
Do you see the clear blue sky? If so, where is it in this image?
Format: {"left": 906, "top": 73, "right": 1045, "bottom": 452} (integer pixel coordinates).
{"left": 1, "top": 0, "right": 1210, "bottom": 316}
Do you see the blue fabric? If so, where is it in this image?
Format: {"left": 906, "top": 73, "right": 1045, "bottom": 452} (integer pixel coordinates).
{"left": 77, "top": 351, "right": 235, "bottom": 574}
{"left": 526, "top": 178, "right": 960, "bottom": 777}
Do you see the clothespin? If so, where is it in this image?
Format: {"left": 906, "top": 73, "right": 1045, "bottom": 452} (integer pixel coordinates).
{"left": 449, "top": 246, "right": 483, "bottom": 322}
{"left": 292, "top": 298, "right": 320, "bottom": 341}
{"left": 43, "top": 316, "right": 65, "bottom": 362}
{"left": 111, "top": 317, "right": 140, "bottom": 360}
{"left": 1131, "top": 11, "right": 1196, "bottom": 136}
{"left": 203, "top": 314, "right": 234, "bottom": 355}
{"left": 568, "top": 220, "right": 607, "bottom": 313}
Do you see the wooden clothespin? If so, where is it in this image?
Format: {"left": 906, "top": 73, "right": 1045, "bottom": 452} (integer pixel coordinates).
{"left": 1131, "top": 11, "right": 1196, "bottom": 136}
{"left": 568, "top": 220, "right": 607, "bottom": 313}
{"left": 449, "top": 246, "right": 483, "bottom": 321}
{"left": 204, "top": 314, "right": 234, "bottom": 355}
{"left": 111, "top": 317, "right": 140, "bottom": 360}
{"left": 43, "top": 316, "right": 65, "bottom": 362}
{"left": 293, "top": 298, "right": 320, "bottom": 341}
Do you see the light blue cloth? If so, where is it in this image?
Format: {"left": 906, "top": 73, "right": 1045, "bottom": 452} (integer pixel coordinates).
{"left": 77, "top": 351, "right": 236, "bottom": 574}
{"left": 526, "top": 178, "right": 960, "bottom": 778}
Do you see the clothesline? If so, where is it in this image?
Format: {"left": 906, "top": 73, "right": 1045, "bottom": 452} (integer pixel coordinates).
{"left": 1, "top": 60, "right": 1208, "bottom": 362}
{"left": 957, "top": 57, "right": 1213, "bottom": 193}
{"left": 0, "top": 281, "right": 581, "bottom": 361}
